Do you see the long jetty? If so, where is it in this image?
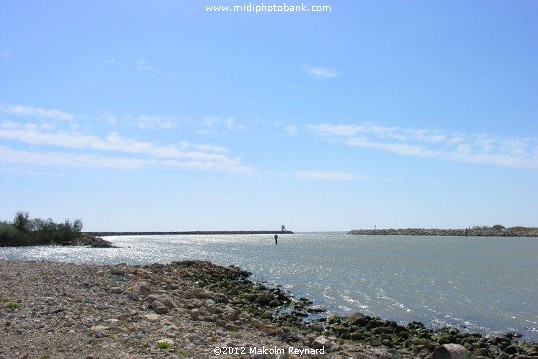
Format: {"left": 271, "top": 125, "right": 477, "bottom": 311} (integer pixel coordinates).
{"left": 86, "top": 230, "right": 294, "bottom": 237}
{"left": 347, "top": 228, "right": 538, "bottom": 237}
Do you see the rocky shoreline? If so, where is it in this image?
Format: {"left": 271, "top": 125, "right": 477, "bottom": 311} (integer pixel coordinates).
{"left": 347, "top": 228, "right": 538, "bottom": 237}
{"left": 0, "top": 233, "right": 116, "bottom": 248}
{"left": 0, "top": 260, "right": 536, "bottom": 359}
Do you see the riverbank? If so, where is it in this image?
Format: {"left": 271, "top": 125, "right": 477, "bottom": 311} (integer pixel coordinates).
{"left": 0, "top": 260, "right": 536, "bottom": 358}
{"left": 347, "top": 227, "right": 538, "bottom": 237}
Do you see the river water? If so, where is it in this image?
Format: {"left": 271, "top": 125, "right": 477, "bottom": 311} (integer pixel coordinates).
{"left": 1, "top": 232, "right": 536, "bottom": 341}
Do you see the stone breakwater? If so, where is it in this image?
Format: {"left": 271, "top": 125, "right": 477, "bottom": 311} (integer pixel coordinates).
{"left": 347, "top": 228, "right": 538, "bottom": 237}
{"left": 0, "top": 260, "right": 536, "bottom": 359}
{"left": 87, "top": 231, "right": 294, "bottom": 237}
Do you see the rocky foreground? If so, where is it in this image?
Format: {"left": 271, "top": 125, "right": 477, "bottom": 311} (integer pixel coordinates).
{"left": 0, "top": 260, "right": 536, "bottom": 359}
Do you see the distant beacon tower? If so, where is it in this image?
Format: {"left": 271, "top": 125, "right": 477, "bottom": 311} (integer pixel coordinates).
{"left": 281, "top": 225, "right": 286, "bottom": 232}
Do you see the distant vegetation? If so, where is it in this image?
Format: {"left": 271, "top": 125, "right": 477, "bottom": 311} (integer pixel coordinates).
{"left": 0, "top": 211, "right": 83, "bottom": 246}
{"left": 348, "top": 225, "right": 538, "bottom": 237}
{"left": 471, "top": 224, "right": 538, "bottom": 236}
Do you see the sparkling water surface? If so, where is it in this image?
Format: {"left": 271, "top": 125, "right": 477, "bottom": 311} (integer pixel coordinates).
{"left": 1, "top": 232, "right": 536, "bottom": 341}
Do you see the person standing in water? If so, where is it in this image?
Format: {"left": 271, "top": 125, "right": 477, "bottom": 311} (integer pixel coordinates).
{"left": 274, "top": 234, "right": 278, "bottom": 245}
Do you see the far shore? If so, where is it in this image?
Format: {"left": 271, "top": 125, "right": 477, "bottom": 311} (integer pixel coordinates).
{"left": 348, "top": 227, "right": 538, "bottom": 237}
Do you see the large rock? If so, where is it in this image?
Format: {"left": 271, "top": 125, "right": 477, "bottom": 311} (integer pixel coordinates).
{"left": 152, "top": 301, "right": 169, "bottom": 314}
{"left": 129, "top": 281, "right": 150, "bottom": 299}
{"left": 159, "top": 296, "right": 176, "bottom": 309}
{"left": 431, "top": 344, "right": 470, "bottom": 359}
{"left": 311, "top": 336, "right": 332, "bottom": 350}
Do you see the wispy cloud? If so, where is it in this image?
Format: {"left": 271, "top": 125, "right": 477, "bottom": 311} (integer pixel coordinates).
{"left": 179, "top": 141, "right": 229, "bottom": 154}
{"left": 274, "top": 121, "right": 298, "bottom": 136}
{"left": 308, "top": 123, "right": 538, "bottom": 169}
{"left": 0, "top": 122, "right": 251, "bottom": 173}
{"left": 134, "top": 115, "right": 176, "bottom": 129}
{"left": 1, "top": 105, "right": 74, "bottom": 121}
{"left": 98, "top": 112, "right": 118, "bottom": 125}
{"left": 105, "top": 58, "right": 123, "bottom": 66}
{"left": 196, "top": 117, "right": 246, "bottom": 136}
{"left": 105, "top": 58, "right": 175, "bottom": 77}
{"left": 136, "top": 60, "right": 158, "bottom": 75}
{"left": 302, "top": 65, "right": 338, "bottom": 79}
{"left": 0, "top": 146, "right": 150, "bottom": 170}
{"left": 0, "top": 146, "right": 245, "bottom": 172}
{"left": 294, "top": 171, "right": 364, "bottom": 181}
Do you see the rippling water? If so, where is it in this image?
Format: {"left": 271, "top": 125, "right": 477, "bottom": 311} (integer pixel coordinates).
{"left": 1, "top": 232, "right": 537, "bottom": 341}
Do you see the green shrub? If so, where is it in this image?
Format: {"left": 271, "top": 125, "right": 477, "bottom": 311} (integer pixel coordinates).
{"left": 156, "top": 340, "right": 172, "bottom": 350}
{"left": 0, "top": 221, "right": 17, "bottom": 242}
{"left": 5, "top": 301, "right": 20, "bottom": 310}
{"left": 1, "top": 212, "right": 84, "bottom": 246}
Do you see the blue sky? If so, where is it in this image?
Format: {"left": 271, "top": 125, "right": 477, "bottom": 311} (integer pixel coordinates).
{"left": 1, "top": 1, "right": 537, "bottom": 231}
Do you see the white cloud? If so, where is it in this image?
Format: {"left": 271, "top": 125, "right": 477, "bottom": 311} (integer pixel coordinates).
{"left": 274, "top": 121, "right": 299, "bottom": 136}
{"left": 136, "top": 60, "right": 158, "bottom": 74}
{"left": 0, "top": 146, "right": 249, "bottom": 172}
{"left": 283, "top": 124, "right": 298, "bottom": 136}
{"left": 1, "top": 105, "right": 74, "bottom": 121}
{"left": 98, "top": 112, "right": 118, "bottom": 125}
{"left": 179, "top": 141, "right": 229, "bottom": 154}
{"left": 196, "top": 117, "right": 246, "bottom": 136}
{"left": 105, "top": 58, "right": 123, "bottom": 66}
{"left": 294, "top": 171, "right": 363, "bottom": 181}
{"left": 0, "top": 122, "right": 251, "bottom": 173}
{"left": 303, "top": 65, "right": 338, "bottom": 79}
{"left": 308, "top": 123, "right": 538, "bottom": 169}
{"left": 0, "top": 146, "right": 149, "bottom": 169}
{"left": 135, "top": 115, "right": 176, "bottom": 129}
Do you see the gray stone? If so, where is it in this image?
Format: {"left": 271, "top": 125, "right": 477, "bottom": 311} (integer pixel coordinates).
{"left": 310, "top": 322, "right": 324, "bottom": 333}
{"left": 152, "top": 302, "right": 169, "bottom": 314}
{"left": 110, "top": 267, "right": 127, "bottom": 276}
{"left": 311, "top": 335, "right": 332, "bottom": 350}
{"left": 379, "top": 348, "right": 401, "bottom": 359}
{"left": 224, "top": 308, "right": 241, "bottom": 321}
{"left": 143, "top": 313, "right": 160, "bottom": 322}
{"left": 131, "top": 281, "right": 150, "bottom": 295}
{"left": 159, "top": 296, "right": 176, "bottom": 309}
{"left": 432, "top": 344, "right": 470, "bottom": 359}
{"left": 189, "top": 309, "right": 200, "bottom": 320}
{"left": 369, "top": 337, "right": 382, "bottom": 347}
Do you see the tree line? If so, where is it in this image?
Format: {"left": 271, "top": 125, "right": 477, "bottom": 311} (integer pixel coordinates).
{"left": 0, "top": 211, "right": 83, "bottom": 246}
